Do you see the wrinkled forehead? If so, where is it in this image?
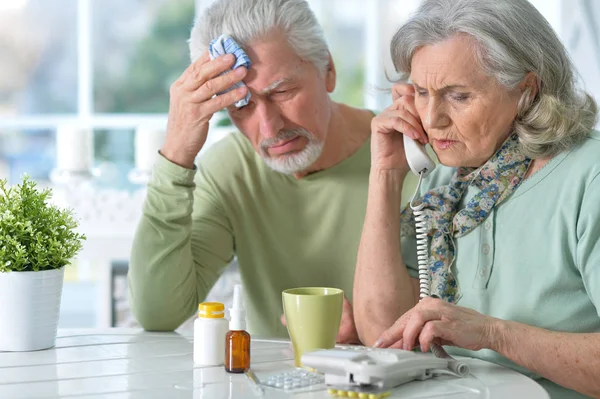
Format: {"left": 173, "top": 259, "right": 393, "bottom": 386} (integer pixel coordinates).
{"left": 409, "top": 35, "right": 491, "bottom": 89}
{"left": 242, "top": 35, "right": 316, "bottom": 93}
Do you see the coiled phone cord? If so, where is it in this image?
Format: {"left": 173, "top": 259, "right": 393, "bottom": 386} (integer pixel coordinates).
{"left": 409, "top": 172, "right": 469, "bottom": 377}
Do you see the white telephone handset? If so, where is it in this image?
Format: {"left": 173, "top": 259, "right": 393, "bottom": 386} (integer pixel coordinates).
{"left": 403, "top": 134, "right": 436, "bottom": 178}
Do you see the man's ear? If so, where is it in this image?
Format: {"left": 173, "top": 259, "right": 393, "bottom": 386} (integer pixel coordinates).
{"left": 325, "top": 52, "right": 336, "bottom": 93}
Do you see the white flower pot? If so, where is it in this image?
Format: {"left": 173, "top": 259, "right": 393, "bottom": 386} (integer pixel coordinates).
{"left": 0, "top": 267, "right": 65, "bottom": 351}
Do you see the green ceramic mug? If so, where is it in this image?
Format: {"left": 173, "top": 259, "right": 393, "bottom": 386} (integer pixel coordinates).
{"left": 282, "top": 287, "right": 343, "bottom": 367}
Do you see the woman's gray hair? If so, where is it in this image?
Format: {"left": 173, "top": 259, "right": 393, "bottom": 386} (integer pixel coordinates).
{"left": 391, "top": 0, "right": 598, "bottom": 159}
{"left": 189, "top": 0, "right": 330, "bottom": 75}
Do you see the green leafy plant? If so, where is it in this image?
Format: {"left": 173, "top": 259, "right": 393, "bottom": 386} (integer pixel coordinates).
{"left": 0, "top": 176, "right": 86, "bottom": 272}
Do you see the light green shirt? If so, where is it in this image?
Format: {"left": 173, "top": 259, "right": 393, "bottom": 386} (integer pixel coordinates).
{"left": 128, "top": 132, "right": 374, "bottom": 338}
{"left": 402, "top": 130, "right": 600, "bottom": 399}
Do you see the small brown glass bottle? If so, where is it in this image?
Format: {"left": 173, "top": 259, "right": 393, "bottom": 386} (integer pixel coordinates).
{"left": 225, "top": 330, "right": 251, "bottom": 373}
{"left": 225, "top": 285, "right": 251, "bottom": 373}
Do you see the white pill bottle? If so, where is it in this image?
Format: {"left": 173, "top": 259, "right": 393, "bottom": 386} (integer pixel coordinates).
{"left": 193, "top": 302, "right": 229, "bottom": 366}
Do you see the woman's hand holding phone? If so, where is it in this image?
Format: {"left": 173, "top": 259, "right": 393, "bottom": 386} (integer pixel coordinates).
{"left": 371, "top": 84, "right": 428, "bottom": 175}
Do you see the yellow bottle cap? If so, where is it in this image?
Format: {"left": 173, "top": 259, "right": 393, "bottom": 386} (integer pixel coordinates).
{"left": 198, "top": 302, "right": 225, "bottom": 318}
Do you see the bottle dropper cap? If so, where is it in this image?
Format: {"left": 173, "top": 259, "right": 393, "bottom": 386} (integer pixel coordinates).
{"left": 229, "top": 284, "right": 246, "bottom": 331}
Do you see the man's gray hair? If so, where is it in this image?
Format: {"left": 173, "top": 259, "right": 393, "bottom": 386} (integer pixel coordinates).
{"left": 189, "top": 0, "right": 330, "bottom": 75}
{"left": 390, "top": 0, "right": 598, "bottom": 159}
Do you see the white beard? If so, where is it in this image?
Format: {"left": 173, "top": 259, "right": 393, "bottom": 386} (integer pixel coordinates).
{"left": 259, "top": 129, "right": 324, "bottom": 175}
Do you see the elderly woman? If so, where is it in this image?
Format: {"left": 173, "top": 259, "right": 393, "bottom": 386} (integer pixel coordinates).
{"left": 353, "top": 0, "right": 600, "bottom": 398}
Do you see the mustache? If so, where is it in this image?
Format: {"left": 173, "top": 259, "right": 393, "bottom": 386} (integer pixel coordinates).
{"left": 259, "top": 128, "right": 313, "bottom": 151}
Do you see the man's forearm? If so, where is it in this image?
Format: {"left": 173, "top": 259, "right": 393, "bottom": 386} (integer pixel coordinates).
{"left": 128, "top": 157, "right": 203, "bottom": 331}
{"left": 493, "top": 320, "right": 600, "bottom": 398}
{"left": 354, "top": 170, "right": 417, "bottom": 345}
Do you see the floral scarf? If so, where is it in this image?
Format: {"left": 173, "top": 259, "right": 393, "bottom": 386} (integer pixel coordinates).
{"left": 400, "top": 133, "right": 532, "bottom": 302}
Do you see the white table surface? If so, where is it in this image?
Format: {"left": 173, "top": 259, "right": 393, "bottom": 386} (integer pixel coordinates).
{"left": 0, "top": 328, "right": 550, "bottom": 399}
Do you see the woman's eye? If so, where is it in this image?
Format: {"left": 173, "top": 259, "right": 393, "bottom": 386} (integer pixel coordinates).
{"left": 451, "top": 93, "right": 470, "bottom": 102}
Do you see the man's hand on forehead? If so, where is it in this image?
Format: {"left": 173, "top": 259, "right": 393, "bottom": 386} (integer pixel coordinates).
{"left": 160, "top": 50, "right": 248, "bottom": 169}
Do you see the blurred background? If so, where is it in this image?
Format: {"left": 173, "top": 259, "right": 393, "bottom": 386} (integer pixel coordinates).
{"left": 0, "top": 0, "right": 598, "bottom": 329}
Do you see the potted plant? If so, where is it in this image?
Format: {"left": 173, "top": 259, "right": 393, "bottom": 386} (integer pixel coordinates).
{"left": 0, "top": 175, "right": 85, "bottom": 351}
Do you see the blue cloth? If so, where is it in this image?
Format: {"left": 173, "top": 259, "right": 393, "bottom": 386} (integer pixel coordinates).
{"left": 208, "top": 34, "right": 252, "bottom": 108}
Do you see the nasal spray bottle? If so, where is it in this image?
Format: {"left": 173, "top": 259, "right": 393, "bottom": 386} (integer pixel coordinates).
{"left": 225, "top": 284, "right": 251, "bottom": 373}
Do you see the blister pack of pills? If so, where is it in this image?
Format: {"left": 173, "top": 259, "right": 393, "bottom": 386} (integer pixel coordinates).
{"left": 261, "top": 368, "right": 325, "bottom": 392}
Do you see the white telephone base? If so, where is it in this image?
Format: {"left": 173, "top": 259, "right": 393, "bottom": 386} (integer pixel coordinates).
{"left": 301, "top": 346, "right": 469, "bottom": 389}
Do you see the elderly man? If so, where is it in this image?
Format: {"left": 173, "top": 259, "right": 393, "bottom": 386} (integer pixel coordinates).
{"left": 128, "top": 0, "right": 374, "bottom": 341}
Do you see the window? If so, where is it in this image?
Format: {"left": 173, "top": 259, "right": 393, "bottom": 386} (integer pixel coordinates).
{"left": 314, "top": 0, "right": 367, "bottom": 108}
{"left": 0, "top": 0, "right": 196, "bottom": 328}
{"left": 0, "top": 0, "right": 78, "bottom": 116}
{"left": 93, "top": 0, "right": 194, "bottom": 114}
{"left": 0, "top": 0, "right": 194, "bottom": 186}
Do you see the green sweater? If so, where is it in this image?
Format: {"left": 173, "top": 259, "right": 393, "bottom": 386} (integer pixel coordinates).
{"left": 128, "top": 132, "right": 380, "bottom": 338}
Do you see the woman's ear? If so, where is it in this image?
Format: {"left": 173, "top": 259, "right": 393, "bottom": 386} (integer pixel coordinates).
{"left": 516, "top": 72, "right": 540, "bottom": 110}
{"left": 520, "top": 72, "right": 539, "bottom": 99}
{"left": 325, "top": 52, "right": 336, "bottom": 93}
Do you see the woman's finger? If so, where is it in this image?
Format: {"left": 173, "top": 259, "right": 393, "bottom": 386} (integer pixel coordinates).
{"left": 388, "top": 339, "right": 405, "bottom": 349}
{"left": 387, "top": 98, "right": 427, "bottom": 143}
{"left": 397, "top": 108, "right": 427, "bottom": 143}
{"left": 374, "top": 314, "right": 411, "bottom": 348}
{"left": 401, "top": 309, "right": 442, "bottom": 351}
{"left": 399, "top": 99, "right": 420, "bottom": 127}
{"left": 392, "top": 83, "right": 415, "bottom": 101}
{"left": 418, "top": 320, "right": 450, "bottom": 352}
{"left": 372, "top": 113, "right": 422, "bottom": 141}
